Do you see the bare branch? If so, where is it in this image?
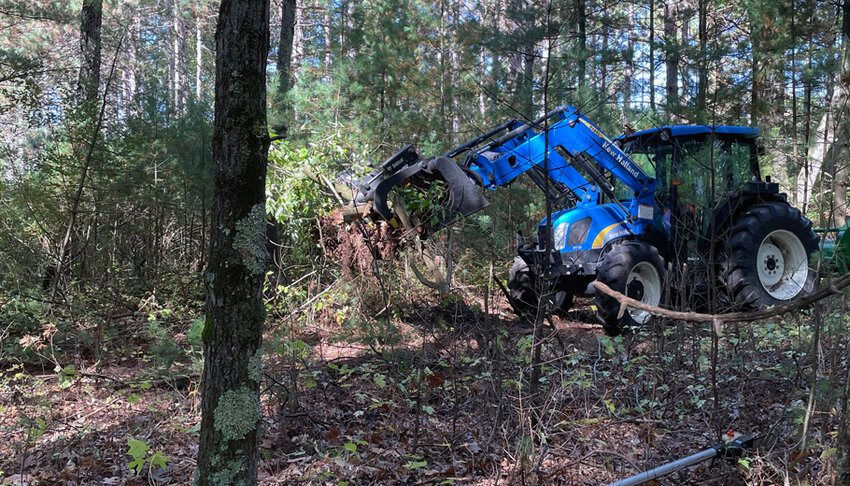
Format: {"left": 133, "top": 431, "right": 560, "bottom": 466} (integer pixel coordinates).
{"left": 592, "top": 273, "right": 850, "bottom": 325}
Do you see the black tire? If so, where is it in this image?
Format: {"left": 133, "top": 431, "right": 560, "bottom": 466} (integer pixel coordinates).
{"left": 595, "top": 240, "right": 666, "bottom": 335}
{"left": 722, "top": 203, "right": 818, "bottom": 309}
{"left": 507, "top": 257, "right": 573, "bottom": 318}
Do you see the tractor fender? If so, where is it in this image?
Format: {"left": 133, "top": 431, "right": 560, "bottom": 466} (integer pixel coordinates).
{"left": 705, "top": 192, "right": 788, "bottom": 254}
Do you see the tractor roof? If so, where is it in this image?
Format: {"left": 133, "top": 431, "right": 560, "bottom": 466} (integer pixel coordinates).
{"left": 616, "top": 125, "right": 760, "bottom": 141}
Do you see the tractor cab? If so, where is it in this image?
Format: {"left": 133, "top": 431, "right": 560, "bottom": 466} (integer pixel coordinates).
{"left": 618, "top": 126, "right": 766, "bottom": 260}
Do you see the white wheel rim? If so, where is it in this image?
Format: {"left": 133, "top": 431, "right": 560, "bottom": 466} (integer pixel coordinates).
{"left": 757, "top": 229, "right": 809, "bottom": 300}
{"left": 625, "top": 262, "right": 662, "bottom": 324}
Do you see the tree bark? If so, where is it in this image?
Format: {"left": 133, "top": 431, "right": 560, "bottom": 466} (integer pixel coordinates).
{"left": 833, "top": 0, "right": 850, "bottom": 228}
{"left": 695, "top": 0, "right": 707, "bottom": 119}
{"left": 195, "top": 0, "right": 270, "bottom": 484}
{"left": 54, "top": 0, "right": 102, "bottom": 294}
{"left": 196, "top": 11, "right": 203, "bottom": 102}
{"left": 576, "top": 0, "right": 587, "bottom": 89}
{"left": 278, "top": 0, "right": 296, "bottom": 96}
{"left": 292, "top": 0, "right": 304, "bottom": 77}
{"left": 123, "top": 19, "right": 138, "bottom": 107}
{"left": 679, "top": 0, "right": 691, "bottom": 107}
{"left": 273, "top": 0, "right": 296, "bottom": 135}
{"left": 798, "top": 111, "right": 832, "bottom": 215}
{"left": 624, "top": 1, "right": 635, "bottom": 118}
{"left": 78, "top": 0, "right": 102, "bottom": 104}
{"left": 664, "top": 0, "right": 678, "bottom": 121}
{"left": 649, "top": 0, "right": 655, "bottom": 112}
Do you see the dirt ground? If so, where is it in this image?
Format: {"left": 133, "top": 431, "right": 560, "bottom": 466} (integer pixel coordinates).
{"left": 1, "top": 296, "right": 844, "bottom": 485}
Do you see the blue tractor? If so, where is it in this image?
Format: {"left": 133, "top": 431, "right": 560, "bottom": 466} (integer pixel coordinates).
{"left": 355, "top": 106, "right": 819, "bottom": 334}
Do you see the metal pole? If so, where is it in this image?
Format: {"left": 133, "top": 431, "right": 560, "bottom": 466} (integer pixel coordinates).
{"left": 607, "top": 447, "right": 718, "bottom": 486}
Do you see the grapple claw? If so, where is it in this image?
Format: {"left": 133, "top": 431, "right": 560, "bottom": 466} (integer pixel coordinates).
{"left": 355, "top": 147, "right": 489, "bottom": 237}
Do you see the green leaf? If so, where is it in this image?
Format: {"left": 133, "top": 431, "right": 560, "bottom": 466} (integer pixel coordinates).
{"left": 343, "top": 442, "right": 357, "bottom": 453}
{"left": 126, "top": 439, "right": 149, "bottom": 474}
{"left": 374, "top": 374, "right": 386, "bottom": 388}
{"left": 127, "top": 439, "right": 149, "bottom": 458}
{"left": 405, "top": 460, "right": 427, "bottom": 469}
{"left": 149, "top": 450, "right": 170, "bottom": 470}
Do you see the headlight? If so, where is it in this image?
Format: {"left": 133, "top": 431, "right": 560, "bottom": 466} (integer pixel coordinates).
{"left": 553, "top": 222, "right": 569, "bottom": 250}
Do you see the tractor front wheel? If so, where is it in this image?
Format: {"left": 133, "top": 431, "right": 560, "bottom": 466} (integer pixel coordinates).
{"left": 508, "top": 257, "right": 572, "bottom": 319}
{"left": 594, "top": 240, "right": 665, "bottom": 335}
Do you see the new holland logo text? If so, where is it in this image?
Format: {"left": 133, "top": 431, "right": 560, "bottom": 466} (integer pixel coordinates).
{"left": 602, "top": 141, "right": 640, "bottom": 180}
{"left": 578, "top": 118, "right": 641, "bottom": 180}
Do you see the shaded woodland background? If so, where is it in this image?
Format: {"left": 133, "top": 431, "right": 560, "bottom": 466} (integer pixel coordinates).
{"left": 1, "top": 0, "right": 849, "bottom": 484}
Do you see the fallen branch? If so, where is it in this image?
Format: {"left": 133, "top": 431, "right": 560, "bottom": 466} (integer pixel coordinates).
{"left": 592, "top": 273, "right": 850, "bottom": 325}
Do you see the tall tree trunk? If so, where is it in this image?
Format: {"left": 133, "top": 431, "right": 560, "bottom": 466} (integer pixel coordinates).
{"left": 78, "top": 0, "right": 102, "bottom": 104}
{"left": 649, "top": 0, "right": 655, "bottom": 111}
{"left": 292, "top": 1, "right": 304, "bottom": 77}
{"left": 624, "top": 1, "right": 635, "bottom": 119}
{"left": 751, "top": 6, "right": 789, "bottom": 191}
{"left": 274, "top": 0, "right": 296, "bottom": 134}
{"left": 679, "top": 0, "right": 691, "bottom": 107}
{"left": 522, "top": 43, "right": 536, "bottom": 116}
{"left": 479, "top": 46, "right": 487, "bottom": 118}
{"left": 664, "top": 0, "right": 678, "bottom": 121}
{"left": 449, "top": 1, "right": 460, "bottom": 142}
{"left": 577, "top": 0, "right": 587, "bottom": 89}
{"left": 798, "top": 111, "right": 832, "bottom": 214}
{"left": 507, "top": 0, "right": 524, "bottom": 102}
{"left": 600, "top": 21, "right": 609, "bottom": 95}
{"left": 323, "top": 6, "right": 332, "bottom": 73}
{"left": 278, "top": 0, "right": 296, "bottom": 93}
{"left": 833, "top": 0, "right": 850, "bottom": 228}
{"left": 168, "top": 0, "right": 188, "bottom": 115}
{"left": 438, "top": 0, "right": 447, "bottom": 137}
{"left": 54, "top": 28, "right": 118, "bottom": 300}
{"left": 56, "top": 0, "right": 102, "bottom": 293}
{"left": 196, "top": 11, "right": 203, "bottom": 102}
{"left": 195, "top": 0, "right": 271, "bottom": 484}
{"left": 695, "top": 0, "right": 707, "bottom": 119}
{"left": 751, "top": 35, "right": 759, "bottom": 126}
{"left": 791, "top": 2, "right": 799, "bottom": 205}
{"left": 123, "top": 15, "right": 138, "bottom": 108}
{"left": 177, "top": 3, "right": 188, "bottom": 112}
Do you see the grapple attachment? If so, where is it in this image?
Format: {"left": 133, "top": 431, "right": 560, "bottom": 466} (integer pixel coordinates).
{"left": 355, "top": 145, "right": 489, "bottom": 237}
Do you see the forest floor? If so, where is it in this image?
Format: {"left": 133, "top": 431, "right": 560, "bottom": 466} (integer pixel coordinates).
{"left": 1, "top": 292, "right": 846, "bottom": 485}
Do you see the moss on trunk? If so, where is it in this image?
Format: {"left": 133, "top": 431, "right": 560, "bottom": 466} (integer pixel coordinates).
{"left": 195, "top": 1, "right": 271, "bottom": 484}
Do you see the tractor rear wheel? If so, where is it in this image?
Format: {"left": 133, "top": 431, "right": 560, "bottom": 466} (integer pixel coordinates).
{"left": 594, "top": 240, "right": 665, "bottom": 335}
{"left": 508, "top": 257, "right": 572, "bottom": 319}
{"left": 722, "top": 203, "right": 818, "bottom": 309}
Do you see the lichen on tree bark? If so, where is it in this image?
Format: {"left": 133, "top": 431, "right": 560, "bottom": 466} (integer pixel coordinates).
{"left": 195, "top": 0, "right": 271, "bottom": 484}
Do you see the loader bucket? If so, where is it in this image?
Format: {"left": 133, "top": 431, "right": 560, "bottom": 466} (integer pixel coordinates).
{"left": 356, "top": 154, "right": 489, "bottom": 237}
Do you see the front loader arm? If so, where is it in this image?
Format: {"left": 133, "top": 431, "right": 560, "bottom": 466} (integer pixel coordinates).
{"left": 353, "top": 105, "right": 657, "bottom": 237}
{"left": 464, "top": 106, "right": 656, "bottom": 218}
